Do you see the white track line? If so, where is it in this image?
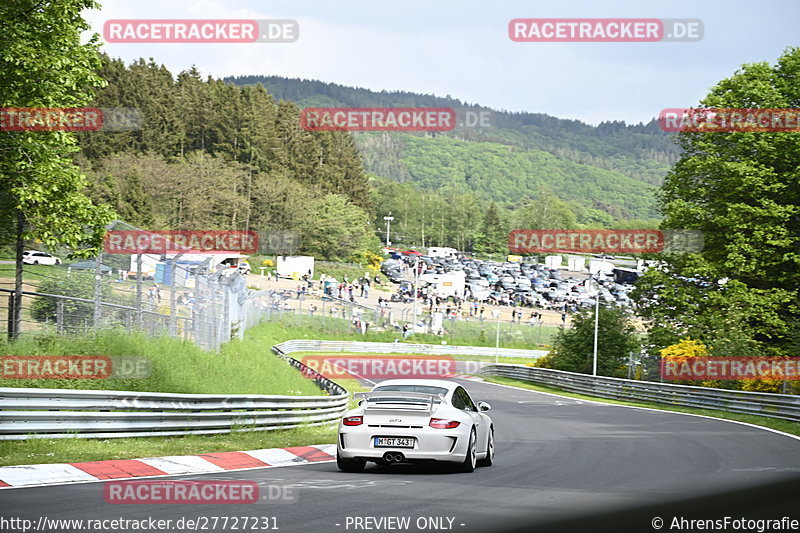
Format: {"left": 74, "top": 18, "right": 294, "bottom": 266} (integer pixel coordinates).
{"left": 481, "top": 378, "right": 800, "bottom": 442}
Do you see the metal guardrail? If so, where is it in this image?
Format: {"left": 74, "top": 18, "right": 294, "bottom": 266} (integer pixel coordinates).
{"left": 482, "top": 364, "right": 800, "bottom": 422}
{"left": 5, "top": 341, "right": 797, "bottom": 440}
{"left": 272, "top": 340, "right": 548, "bottom": 359}
{"left": 0, "top": 354, "right": 348, "bottom": 440}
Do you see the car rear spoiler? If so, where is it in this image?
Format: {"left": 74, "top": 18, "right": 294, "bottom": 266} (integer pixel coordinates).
{"left": 354, "top": 392, "right": 444, "bottom": 412}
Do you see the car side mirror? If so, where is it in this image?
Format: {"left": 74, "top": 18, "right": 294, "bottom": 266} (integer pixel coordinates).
{"left": 478, "top": 401, "right": 492, "bottom": 412}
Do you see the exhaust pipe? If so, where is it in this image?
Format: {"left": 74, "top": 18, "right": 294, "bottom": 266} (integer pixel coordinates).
{"left": 383, "top": 452, "right": 405, "bottom": 463}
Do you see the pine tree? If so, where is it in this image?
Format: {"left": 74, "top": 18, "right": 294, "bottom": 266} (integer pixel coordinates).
{"left": 475, "top": 202, "right": 508, "bottom": 256}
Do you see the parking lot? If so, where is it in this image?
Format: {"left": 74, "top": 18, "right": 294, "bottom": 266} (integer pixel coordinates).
{"left": 247, "top": 252, "right": 639, "bottom": 331}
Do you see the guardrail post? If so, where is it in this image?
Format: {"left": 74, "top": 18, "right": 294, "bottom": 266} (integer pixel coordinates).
{"left": 56, "top": 298, "right": 64, "bottom": 333}
{"left": 93, "top": 253, "right": 103, "bottom": 329}
{"left": 209, "top": 277, "right": 219, "bottom": 350}
{"left": 6, "top": 294, "right": 14, "bottom": 339}
{"left": 135, "top": 253, "right": 143, "bottom": 330}
{"left": 223, "top": 283, "right": 231, "bottom": 342}
{"left": 169, "top": 258, "right": 177, "bottom": 337}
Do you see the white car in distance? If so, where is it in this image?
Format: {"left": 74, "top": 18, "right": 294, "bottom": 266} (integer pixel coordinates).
{"left": 337, "top": 379, "right": 494, "bottom": 473}
{"left": 22, "top": 251, "right": 61, "bottom": 265}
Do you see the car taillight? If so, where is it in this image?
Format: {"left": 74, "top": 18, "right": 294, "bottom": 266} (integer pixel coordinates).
{"left": 429, "top": 418, "right": 460, "bottom": 429}
{"left": 343, "top": 416, "right": 363, "bottom": 426}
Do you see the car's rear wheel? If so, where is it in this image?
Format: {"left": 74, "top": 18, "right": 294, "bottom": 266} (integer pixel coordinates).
{"left": 478, "top": 426, "right": 494, "bottom": 467}
{"left": 458, "top": 428, "right": 477, "bottom": 473}
{"left": 336, "top": 452, "right": 365, "bottom": 473}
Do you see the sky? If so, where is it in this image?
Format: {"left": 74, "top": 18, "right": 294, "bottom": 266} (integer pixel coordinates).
{"left": 84, "top": 0, "right": 800, "bottom": 125}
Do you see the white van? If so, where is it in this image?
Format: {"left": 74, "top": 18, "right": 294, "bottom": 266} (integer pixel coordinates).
{"left": 427, "top": 247, "right": 458, "bottom": 259}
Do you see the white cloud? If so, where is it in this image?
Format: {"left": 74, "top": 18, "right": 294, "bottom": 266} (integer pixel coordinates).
{"left": 84, "top": 0, "right": 800, "bottom": 125}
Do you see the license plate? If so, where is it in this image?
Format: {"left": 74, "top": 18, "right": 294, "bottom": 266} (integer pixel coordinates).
{"left": 373, "top": 437, "right": 415, "bottom": 448}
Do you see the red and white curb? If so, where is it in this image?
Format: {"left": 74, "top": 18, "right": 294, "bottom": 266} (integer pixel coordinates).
{"left": 0, "top": 444, "right": 336, "bottom": 490}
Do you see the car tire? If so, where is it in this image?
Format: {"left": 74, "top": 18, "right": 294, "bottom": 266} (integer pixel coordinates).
{"left": 458, "top": 428, "right": 477, "bottom": 473}
{"left": 336, "top": 452, "right": 366, "bottom": 473}
{"left": 55, "top": 259, "right": 61, "bottom": 265}
{"left": 32, "top": 260, "right": 38, "bottom": 265}
{"left": 477, "top": 426, "right": 494, "bottom": 467}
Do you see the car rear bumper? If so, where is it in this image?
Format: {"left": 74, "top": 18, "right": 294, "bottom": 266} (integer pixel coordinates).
{"left": 338, "top": 427, "right": 468, "bottom": 463}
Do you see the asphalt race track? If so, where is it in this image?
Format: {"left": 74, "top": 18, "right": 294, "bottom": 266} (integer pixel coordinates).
{"left": 2, "top": 378, "right": 799, "bottom": 533}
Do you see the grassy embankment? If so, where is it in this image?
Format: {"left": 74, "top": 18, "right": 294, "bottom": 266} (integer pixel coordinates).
{"left": 0, "top": 311, "right": 552, "bottom": 466}
{"left": 269, "top": 311, "right": 558, "bottom": 349}
{"left": 0, "top": 323, "right": 365, "bottom": 466}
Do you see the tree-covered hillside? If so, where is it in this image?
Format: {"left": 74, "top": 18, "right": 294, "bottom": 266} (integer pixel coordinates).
{"left": 59, "top": 60, "right": 678, "bottom": 257}
{"left": 226, "top": 74, "right": 678, "bottom": 220}
{"left": 72, "top": 57, "right": 379, "bottom": 260}
{"left": 358, "top": 134, "right": 658, "bottom": 219}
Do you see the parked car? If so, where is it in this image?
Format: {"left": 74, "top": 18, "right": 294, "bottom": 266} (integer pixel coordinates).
{"left": 22, "top": 251, "right": 61, "bottom": 265}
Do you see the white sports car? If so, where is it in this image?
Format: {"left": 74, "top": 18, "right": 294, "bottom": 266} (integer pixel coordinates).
{"left": 336, "top": 379, "right": 494, "bottom": 473}
{"left": 22, "top": 251, "right": 61, "bottom": 265}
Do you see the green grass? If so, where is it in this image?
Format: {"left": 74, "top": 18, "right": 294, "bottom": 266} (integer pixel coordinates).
{"left": 0, "top": 322, "right": 379, "bottom": 466}
{"left": 0, "top": 329, "right": 323, "bottom": 396}
{"left": 0, "top": 425, "right": 338, "bottom": 467}
{"left": 483, "top": 376, "right": 800, "bottom": 437}
{"left": 0, "top": 313, "right": 549, "bottom": 467}
{"left": 269, "top": 311, "right": 556, "bottom": 349}
{"left": 0, "top": 263, "right": 67, "bottom": 280}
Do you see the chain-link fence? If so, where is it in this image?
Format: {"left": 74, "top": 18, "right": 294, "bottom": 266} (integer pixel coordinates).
{"left": 251, "top": 285, "right": 557, "bottom": 349}
{"left": 1, "top": 221, "right": 263, "bottom": 351}
{"left": 1, "top": 219, "right": 558, "bottom": 351}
